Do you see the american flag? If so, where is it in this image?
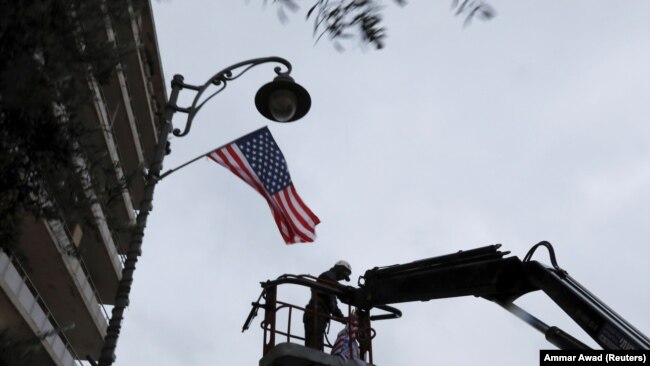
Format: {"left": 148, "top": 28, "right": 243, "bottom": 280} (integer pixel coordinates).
{"left": 208, "top": 127, "right": 320, "bottom": 244}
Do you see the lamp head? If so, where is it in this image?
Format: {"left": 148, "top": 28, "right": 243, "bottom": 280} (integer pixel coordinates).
{"left": 255, "top": 75, "right": 311, "bottom": 123}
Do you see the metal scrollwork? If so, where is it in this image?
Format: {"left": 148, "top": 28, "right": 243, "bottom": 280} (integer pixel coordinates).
{"left": 170, "top": 57, "right": 293, "bottom": 137}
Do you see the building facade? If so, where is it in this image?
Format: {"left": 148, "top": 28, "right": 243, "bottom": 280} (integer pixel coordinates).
{"left": 0, "top": 1, "right": 166, "bottom": 365}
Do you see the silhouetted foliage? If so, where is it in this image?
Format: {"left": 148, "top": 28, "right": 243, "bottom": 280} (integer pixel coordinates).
{"left": 268, "top": 0, "right": 495, "bottom": 50}
{"left": 0, "top": 326, "right": 76, "bottom": 366}
{"left": 0, "top": 1, "right": 145, "bottom": 253}
{"left": 0, "top": 329, "right": 40, "bottom": 366}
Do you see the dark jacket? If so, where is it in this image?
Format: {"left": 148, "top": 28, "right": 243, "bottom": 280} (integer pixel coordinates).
{"left": 305, "top": 268, "right": 344, "bottom": 320}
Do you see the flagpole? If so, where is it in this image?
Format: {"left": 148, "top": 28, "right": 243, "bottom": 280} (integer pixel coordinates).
{"left": 157, "top": 149, "right": 212, "bottom": 180}
{"left": 157, "top": 126, "right": 267, "bottom": 181}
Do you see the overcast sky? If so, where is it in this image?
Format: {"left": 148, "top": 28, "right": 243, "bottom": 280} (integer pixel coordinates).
{"left": 116, "top": 1, "right": 649, "bottom": 365}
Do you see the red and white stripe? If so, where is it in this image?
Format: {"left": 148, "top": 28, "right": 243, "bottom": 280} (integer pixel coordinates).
{"left": 208, "top": 144, "right": 319, "bottom": 244}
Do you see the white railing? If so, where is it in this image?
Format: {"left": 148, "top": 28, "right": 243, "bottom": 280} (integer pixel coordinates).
{"left": 0, "top": 251, "right": 84, "bottom": 366}
{"left": 44, "top": 219, "right": 111, "bottom": 330}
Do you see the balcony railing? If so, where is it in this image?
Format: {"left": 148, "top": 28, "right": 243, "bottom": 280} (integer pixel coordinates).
{"left": 1, "top": 250, "right": 84, "bottom": 366}
{"left": 46, "top": 218, "right": 111, "bottom": 325}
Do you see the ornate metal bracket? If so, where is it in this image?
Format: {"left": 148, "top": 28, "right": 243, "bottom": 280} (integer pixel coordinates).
{"left": 168, "top": 57, "right": 293, "bottom": 137}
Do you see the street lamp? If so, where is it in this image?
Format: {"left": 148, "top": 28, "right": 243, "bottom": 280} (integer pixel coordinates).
{"left": 97, "top": 57, "right": 310, "bottom": 366}
{"left": 169, "top": 56, "right": 311, "bottom": 138}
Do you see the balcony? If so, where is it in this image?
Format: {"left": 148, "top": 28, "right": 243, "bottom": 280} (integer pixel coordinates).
{"left": 17, "top": 217, "right": 109, "bottom": 359}
{"left": 0, "top": 251, "right": 80, "bottom": 366}
{"left": 72, "top": 198, "right": 125, "bottom": 306}
{"left": 77, "top": 4, "right": 166, "bottom": 259}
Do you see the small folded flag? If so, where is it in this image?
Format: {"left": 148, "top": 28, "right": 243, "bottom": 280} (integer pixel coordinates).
{"left": 208, "top": 127, "right": 320, "bottom": 244}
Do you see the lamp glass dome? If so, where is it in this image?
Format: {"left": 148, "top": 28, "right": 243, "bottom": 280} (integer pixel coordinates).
{"left": 269, "top": 89, "right": 298, "bottom": 122}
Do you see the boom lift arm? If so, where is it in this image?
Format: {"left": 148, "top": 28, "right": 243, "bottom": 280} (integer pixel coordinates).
{"left": 347, "top": 242, "right": 649, "bottom": 350}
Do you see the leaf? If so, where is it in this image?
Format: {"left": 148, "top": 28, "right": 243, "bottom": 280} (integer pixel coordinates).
{"left": 277, "top": 7, "right": 289, "bottom": 24}
{"left": 306, "top": 3, "right": 319, "bottom": 19}
{"left": 455, "top": 0, "right": 470, "bottom": 15}
{"left": 479, "top": 5, "right": 496, "bottom": 20}
{"left": 280, "top": 0, "right": 300, "bottom": 12}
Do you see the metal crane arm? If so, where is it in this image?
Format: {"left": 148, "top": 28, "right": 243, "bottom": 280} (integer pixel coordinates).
{"left": 350, "top": 243, "right": 649, "bottom": 350}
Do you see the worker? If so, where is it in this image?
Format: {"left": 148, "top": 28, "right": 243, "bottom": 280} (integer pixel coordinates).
{"left": 303, "top": 260, "right": 352, "bottom": 351}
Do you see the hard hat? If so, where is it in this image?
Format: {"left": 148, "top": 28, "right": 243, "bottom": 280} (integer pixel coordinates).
{"left": 335, "top": 260, "right": 352, "bottom": 273}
